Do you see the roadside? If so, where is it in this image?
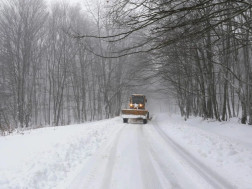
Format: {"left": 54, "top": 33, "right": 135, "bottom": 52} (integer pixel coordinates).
{"left": 0, "top": 118, "right": 122, "bottom": 189}
{"left": 157, "top": 114, "right": 252, "bottom": 189}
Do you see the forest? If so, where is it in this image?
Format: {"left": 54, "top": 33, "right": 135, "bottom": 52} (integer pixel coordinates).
{"left": 0, "top": 0, "right": 252, "bottom": 131}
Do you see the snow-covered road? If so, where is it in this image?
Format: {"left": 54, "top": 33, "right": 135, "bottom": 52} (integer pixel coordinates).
{"left": 1, "top": 114, "right": 252, "bottom": 189}
{"left": 69, "top": 118, "right": 238, "bottom": 189}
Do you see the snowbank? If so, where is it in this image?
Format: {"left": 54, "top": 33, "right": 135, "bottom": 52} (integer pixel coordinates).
{"left": 0, "top": 118, "right": 121, "bottom": 189}
{"left": 157, "top": 114, "right": 252, "bottom": 189}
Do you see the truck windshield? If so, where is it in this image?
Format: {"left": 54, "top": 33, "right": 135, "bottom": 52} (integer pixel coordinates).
{"left": 132, "top": 96, "right": 144, "bottom": 104}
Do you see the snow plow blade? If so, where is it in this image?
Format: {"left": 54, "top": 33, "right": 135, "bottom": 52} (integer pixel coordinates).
{"left": 121, "top": 109, "right": 148, "bottom": 119}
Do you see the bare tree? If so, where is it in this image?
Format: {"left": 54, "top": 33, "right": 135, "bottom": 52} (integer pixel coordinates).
{"left": 0, "top": 0, "right": 47, "bottom": 128}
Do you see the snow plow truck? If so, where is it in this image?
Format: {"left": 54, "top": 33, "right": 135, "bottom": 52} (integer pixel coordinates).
{"left": 121, "top": 94, "right": 149, "bottom": 124}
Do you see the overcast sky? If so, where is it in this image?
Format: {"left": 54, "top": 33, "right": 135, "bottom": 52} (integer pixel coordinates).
{"left": 45, "top": 0, "right": 108, "bottom": 7}
{"left": 45, "top": 0, "right": 110, "bottom": 15}
{"left": 46, "top": 0, "right": 83, "bottom": 6}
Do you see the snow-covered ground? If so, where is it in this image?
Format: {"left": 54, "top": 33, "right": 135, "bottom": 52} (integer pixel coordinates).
{"left": 1, "top": 114, "right": 252, "bottom": 189}
{"left": 0, "top": 118, "right": 121, "bottom": 189}
{"left": 156, "top": 114, "right": 252, "bottom": 189}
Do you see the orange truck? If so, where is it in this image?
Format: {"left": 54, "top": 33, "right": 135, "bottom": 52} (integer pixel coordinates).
{"left": 121, "top": 94, "right": 149, "bottom": 124}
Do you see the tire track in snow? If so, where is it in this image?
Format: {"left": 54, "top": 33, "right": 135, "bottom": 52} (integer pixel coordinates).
{"left": 152, "top": 121, "right": 236, "bottom": 189}
{"left": 141, "top": 125, "right": 182, "bottom": 189}
{"left": 68, "top": 125, "right": 125, "bottom": 189}
{"left": 137, "top": 125, "right": 163, "bottom": 189}
{"left": 101, "top": 125, "right": 126, "bottom": 189}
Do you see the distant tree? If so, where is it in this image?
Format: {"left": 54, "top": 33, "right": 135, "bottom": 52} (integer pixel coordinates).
{"left": 0, "top": 0, "right": 48, "bottom": 128}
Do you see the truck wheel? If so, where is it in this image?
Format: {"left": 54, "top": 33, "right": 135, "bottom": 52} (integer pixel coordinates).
{"left": 143, "top": 119, "right": 147, "bottom": 124}
{"left": 123, "top": 118, "right": 128, "bottom": 123}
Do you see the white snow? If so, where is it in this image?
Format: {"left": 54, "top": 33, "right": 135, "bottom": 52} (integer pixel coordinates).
{"left": 1, "top": 114, "right": 252, "bottom": 189}
{"left": 157, "top": 114, "right": 252, "bottom": 189}
{"left": 0, "top": 118, "right": 121, "bottom": 189}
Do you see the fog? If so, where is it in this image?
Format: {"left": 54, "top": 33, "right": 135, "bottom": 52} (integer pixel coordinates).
{"left": 1, "top": 0, "right": 252, "bottom": 131}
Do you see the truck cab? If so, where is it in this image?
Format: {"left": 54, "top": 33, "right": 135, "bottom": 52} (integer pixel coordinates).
{"left": 129, "top": 94, "right": 147, "bottom": 109}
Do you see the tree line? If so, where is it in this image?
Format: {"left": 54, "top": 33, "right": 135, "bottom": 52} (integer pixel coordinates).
{"left": 1, "top": 0, "right": 251, "bottom": 132}
{"left": 105, "top": 0, "right": 252, "bottom": 124}
{"left": 0, "top": 0, "right": 143, "bottom": 132}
